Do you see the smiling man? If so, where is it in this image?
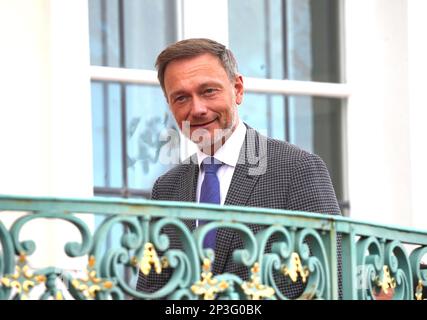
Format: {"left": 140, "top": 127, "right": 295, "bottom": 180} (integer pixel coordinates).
{"left": 137, "top": 38, "right": 342, "bottom": 299}
{"left": 163, "top": 52, "right": 243, "bottom": 156}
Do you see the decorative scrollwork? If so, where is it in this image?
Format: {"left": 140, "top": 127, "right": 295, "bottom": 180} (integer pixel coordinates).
{"left": 70, "top": 256, "right": 114, "bottom": 300}
{"left": 195, "top": 221, "right": 259, "bottom": 268}
{"left": 241, "top": 263, "right": 275, "bottom": 300}
{"left": 357, "top": 238, "right": 415, "bottom": 300}
{"left": 9, "top": 212, "right": 93, "bottom": 258}
{"left": 357, "top": 237, "right": 384, "bottom": 300}
{"left": 191, "top": 259, "right": 229, "bottom": 300}
{"left": 2, "top": 196, "right": 427, "bottom": 300}
{"left": 135, "top": 242, "right": 166, "bottom": 276}
{"left": 295, "top": 229, "right": 332, "bottom": 299}
{"left": 0, "top": 254, "right": 46, "bottom": 300}
{"left": 382, "top": 241, "right": 412, "bottom": 299}
{"left": 282, "top": 252, "right": 309, "bottom": 284}
{"left": 254, "top": 226, "right": 329, "bottom": 299}
{"left": 131, "top": 217, "right": 200, "bottom": 299}
{"left": 90, "top": 215, "right": 150, "bottom": 299}
{"left": 409, "top": 247, "right": 427, "bottom": 301}
{"left": 0, "top": 219, "right": 15, "bottom": 300}
{"left": 39, "top": 270, "right": 66, "bottom": 300}
{"left": 415, "top": 280, "right": 423, "bottom": 300}
{"left": 375, "top": 265, "right": 396, "bottom": 295}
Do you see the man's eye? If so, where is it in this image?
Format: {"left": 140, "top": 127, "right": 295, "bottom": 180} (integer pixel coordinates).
{"left": 204, "top": 88, "right": 217, "bottom": 95}
{"left": 175, "top": 96, "right": 187, "bottom": 103}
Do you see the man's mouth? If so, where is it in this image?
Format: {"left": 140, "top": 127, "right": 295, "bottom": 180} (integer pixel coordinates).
{"left": 190, "top": 118, "right": 216, "bottom": 128}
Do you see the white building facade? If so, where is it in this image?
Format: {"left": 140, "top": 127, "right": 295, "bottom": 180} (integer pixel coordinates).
{"left": 1, "top": 0, "right": 426, "bottom": 268}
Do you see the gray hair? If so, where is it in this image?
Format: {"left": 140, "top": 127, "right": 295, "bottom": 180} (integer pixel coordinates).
{"left": 155, "top": 38, "right": 239, "bottom": 93}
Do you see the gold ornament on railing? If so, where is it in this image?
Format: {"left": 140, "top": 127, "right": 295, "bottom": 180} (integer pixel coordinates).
{"left": 375, "top": 265, "right": 396, "bottom": 295}
{"left": 415, "top": 280, "right": 424, "bottom": 300}
{"left": 71, "top": 255, "right": 113, "bottom": 299}
{"left": 0, "top": 254, "right": 46, "bottom": 300}
{"left": 282, "top": 252, "right": 309, "bottom": 283}
{"left": 132, "top": 242, "right": 167, "bottom": 276}
{"left": 241, "top": 263, "right": 275, "bottom": 300}
{"left": 191, "top": 258, "right": 229, "bottom": 300}
{"left": 55, "top": 291, "right": 64, "bottom": 300}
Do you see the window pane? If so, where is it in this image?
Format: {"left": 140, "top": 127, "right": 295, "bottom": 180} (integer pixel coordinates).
{"left": 91, "top": 82, "right": 178, "bottom": 193}
{"left": 91, "top": 82, "right": 123, "bottom": 188}
{"left": 241, "top": 93, "right": 345, "bottom": 204}
{"left": 228, "top": 0, "right": 341, "bottom": 83}
{"left": 126, "top": 85, "right": 177, "bottom": 190}
{"left": 89, "top": 0, "right": 177, "bottom": 69}
{"left": 289, "top": 96, "right": 344, "bottom": 203}
{"left": 239, "top": 94, "right": 286, "bottom": 141}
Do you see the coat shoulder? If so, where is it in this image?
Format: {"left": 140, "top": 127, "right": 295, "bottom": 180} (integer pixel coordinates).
{"left": 265, "top": 135, "right": 323, "bottom": 167}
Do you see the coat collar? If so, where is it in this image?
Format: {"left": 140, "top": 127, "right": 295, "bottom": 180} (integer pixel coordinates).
{"left": 177, "top": 153, "right": 198, "bottom": 202}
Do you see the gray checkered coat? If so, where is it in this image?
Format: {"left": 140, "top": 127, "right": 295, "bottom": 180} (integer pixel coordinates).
{"left": 136, "top": 125, "right": 342, "bottom": 299}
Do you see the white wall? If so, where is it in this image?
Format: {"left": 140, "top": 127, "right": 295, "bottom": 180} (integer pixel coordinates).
{"left": 0, "top": 0, "right": 93, "bottom": 270}
{"left": 0, "top": 0, "right": 93, "bottom": 198}
{"left": 408, "top": 0, "right": 427, "bottom": 229}
{"left": 345, "top": 0, "right": 427, "bottom": 229}
{"left": 182, "top": 0, "right": 229, "bottom": 44}
{"left": 0, "top": 0, "right": 52, "bottom": 196}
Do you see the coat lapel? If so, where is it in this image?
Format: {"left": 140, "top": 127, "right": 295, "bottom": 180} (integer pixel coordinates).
{"left": 179, "top": 154, "right": 198, "bottom": 230}
{"left": 213, "top": 127, "right": 267, "bottom": 274}
{"left": 177, "top": 154, "right": 199, "bottom": 202}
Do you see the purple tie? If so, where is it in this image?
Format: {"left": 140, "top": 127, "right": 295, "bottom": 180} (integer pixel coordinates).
{"left": 199, "top": 157, "right": 222, "bottom": 249}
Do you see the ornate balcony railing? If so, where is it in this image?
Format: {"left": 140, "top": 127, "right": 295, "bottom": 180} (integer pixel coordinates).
{"left": 0, "top": 195, "right": 426, "bottom": 300}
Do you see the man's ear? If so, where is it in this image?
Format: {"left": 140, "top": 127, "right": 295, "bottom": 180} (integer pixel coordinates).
{"left": 234, "top": 74, "right": 244, "bottom": 105}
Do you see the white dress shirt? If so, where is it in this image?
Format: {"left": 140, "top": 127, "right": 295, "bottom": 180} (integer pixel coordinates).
{"left": 196, "top": 119, "right": 247, "bottom": 205}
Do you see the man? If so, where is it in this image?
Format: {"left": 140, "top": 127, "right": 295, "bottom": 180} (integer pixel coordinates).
{"left": 137, "top": 38, "right": 342, "bottom": 299}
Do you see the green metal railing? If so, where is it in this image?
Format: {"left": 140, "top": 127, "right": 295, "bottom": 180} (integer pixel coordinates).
{"left": 0, "top": 195, "right": 426, "bottom": 300}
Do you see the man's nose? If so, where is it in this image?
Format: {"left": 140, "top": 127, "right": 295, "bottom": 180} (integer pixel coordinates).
{"left": 190, "top": 96, "right": 208, "bottom": 117}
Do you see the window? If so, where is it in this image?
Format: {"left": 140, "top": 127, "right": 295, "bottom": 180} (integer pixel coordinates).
{"left": 228, "top": 0, "right": 348, "bottom": 212}
{"left": 89, "top": 0, "right": 179, "bottom": 198}
{"left": 89, "top": 0, "right": 177, "bottom": 69}
{"left": 88, "top": 0, "right": 349, "bottom": 214}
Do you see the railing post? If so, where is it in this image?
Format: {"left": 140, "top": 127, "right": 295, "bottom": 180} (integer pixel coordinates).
{"left": 341, "top": 229, "right": 358, "bottom": 299}
{"left": 329, "top": 221, "right": 338, "bottom": 300}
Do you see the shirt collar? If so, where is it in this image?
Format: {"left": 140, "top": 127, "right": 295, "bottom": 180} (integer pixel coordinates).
{"left": 196, "top": 120, "right": 247, "bottom": 170}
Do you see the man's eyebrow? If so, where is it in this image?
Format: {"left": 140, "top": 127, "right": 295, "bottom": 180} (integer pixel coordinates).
{"left": 199, "top": 82, "right": 223, "bottom": 89}
{"left": 169, "top": 90, "right": 187, "bottom": 98}
{"left": 198, "top": 81, "right": 226, "bottom": 90}
{"left": 169, "top": 82, "right": 224, "bottom": 98}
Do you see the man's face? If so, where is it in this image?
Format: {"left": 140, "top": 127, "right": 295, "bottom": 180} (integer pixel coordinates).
{"left": 163, "top": 53, "right": 244, "bottom": 154}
